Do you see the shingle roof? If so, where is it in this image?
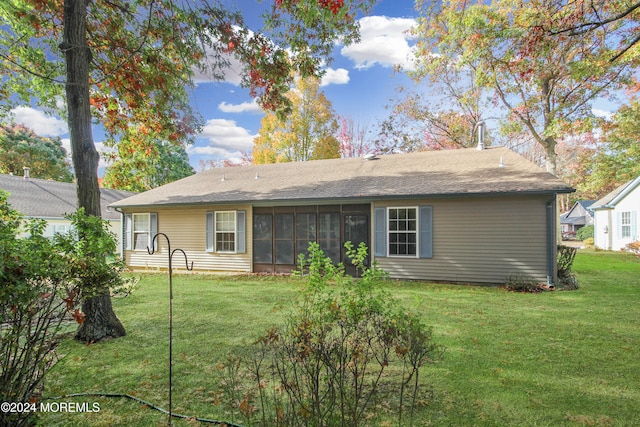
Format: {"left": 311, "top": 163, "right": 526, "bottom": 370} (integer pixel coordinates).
{"left": 592, "top": 177, "right": 640, "bottom": 209}
{"left": 110, "top": 147, "right": 574, "bottom": 208}
{"left": 0, "top": 174, "right": 134, "bottom": 220}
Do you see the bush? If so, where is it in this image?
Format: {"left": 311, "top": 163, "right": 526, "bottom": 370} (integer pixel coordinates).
{"left": 0, "top": 192, "right": 133, "bottom": 426}
{"left": 1, "top": 192, "right": 78, "bottom": 427}
{"left": 576, "top": 225, "right": 594, "bottom": 241}
{"left": 583, "top": 237, "right": 594, "bottom": 247}
{"left": 215, "top": 242, "right": 443, "bottom": 426}
{"left": 625, "top": 241, "right": 640, "bottom": 258}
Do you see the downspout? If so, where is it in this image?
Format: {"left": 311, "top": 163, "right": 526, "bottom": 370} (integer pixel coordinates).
{"left": 546, "top": 199, "right": 556, "bottom": 287}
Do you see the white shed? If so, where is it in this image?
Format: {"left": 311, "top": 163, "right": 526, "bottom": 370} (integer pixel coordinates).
{"left": 592, "top": 177, "right": 640, "bottom": 250}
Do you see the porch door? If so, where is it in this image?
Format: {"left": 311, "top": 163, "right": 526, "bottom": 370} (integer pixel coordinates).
{"left": 343, "top": 214, "right": 369, "bottom": 276}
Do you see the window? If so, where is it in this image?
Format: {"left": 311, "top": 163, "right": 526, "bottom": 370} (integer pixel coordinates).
{"left": 133, "top": 213, "right": 150, "bottom": 250}
{"left": 206, "top": 211, "right": 246, "bottom": 254}
{"left": 374, "top": 206, "right": 432, "bottom": 259}
{"left": 621, "top": 211, "right": 632, "bottom": 238}
{"left": 216, "top": 211, "right": 236, "bottom": 252}
{"left": 388, "top": 207, "right": 417, "bottom": 256}
{"left": 124, "top": 213, "right": 157, "bottom": 251}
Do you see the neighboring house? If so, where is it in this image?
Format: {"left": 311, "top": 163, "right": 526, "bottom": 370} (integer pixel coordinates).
{"left": 0, "top": 173, "right": 134, "bottom": 252}
{"left": 592, "top": 176, "right": 640, "bottom": 251}
{"left": 111, "top": 146, "right": 574, "bottom": 285}
{"left": 560, "top": 200, "right": 595, "bottom": 239}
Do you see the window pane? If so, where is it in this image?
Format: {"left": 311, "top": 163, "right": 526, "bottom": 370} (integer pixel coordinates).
{"left": 275, "top": 214, "right": 294, "bottom": 239}
{"left": 296, "top": 213, "right": 316, "bottom": 240}
{"left": 253, "top": 214, "right": 272, "bottom": 239}
{"left": 216, "top": 212, "right": 235, "bottom": 232}
{"left": 216, "top": 232, "right": 235, "bottom": 252}
{"left": 134, "top": 232, "right": 149, "bottom": 250}
{"left": 134, "top": 215, "right": 149, "bottom": 231}
{"left": 275, "top": 240, "right": 294, "bottom": 264}
{"left": 253, "top": 240, "right": 273, "bottom": 263}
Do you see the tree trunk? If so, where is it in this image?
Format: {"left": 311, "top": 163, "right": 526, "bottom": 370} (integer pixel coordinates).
{"left": 63, "top": 0, "right": 125, "bottom": 342}
{"left": 543, "top": 136, "right": 558, "bottom": 176}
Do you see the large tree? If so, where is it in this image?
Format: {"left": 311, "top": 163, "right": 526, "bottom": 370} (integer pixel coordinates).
{"left": 253, "top": 76, "right": 341, "bottom": 163}
{"left": 102, "top": 129, "right": 195, "bottom": 192}
{"left": 0, "top": 0, "right": 373, "bottom": 342}
{"left": 0, "top": 124, "right": 73, "bottom": 181}
{"left": 413, "top": 0, "right": 634, "bottom": 175}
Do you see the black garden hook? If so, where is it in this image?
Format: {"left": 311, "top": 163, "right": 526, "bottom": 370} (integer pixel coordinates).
{"left": 148, "top": 232, "right": 193, "bottom": 427}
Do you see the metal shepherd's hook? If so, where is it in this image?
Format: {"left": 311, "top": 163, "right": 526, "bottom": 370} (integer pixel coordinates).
{"left": 147, "top": 232, "right": 193, "bottom": 427}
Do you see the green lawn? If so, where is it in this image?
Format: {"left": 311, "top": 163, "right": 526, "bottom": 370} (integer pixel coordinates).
{"left": 39, "top": 251, "right": 640, "bottom": 426}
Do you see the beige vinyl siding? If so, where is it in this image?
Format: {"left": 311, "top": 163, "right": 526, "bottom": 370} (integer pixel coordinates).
{"left": 373, "top": 195, "right": 550, "bottom": 284}
{"left": 124, "top": 205, "right": 252, "bottom": 272}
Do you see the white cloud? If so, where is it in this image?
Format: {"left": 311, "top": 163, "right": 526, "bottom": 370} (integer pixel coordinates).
{"left": 320, "top": 68, "right": 350, "bottom": 86}
{"left": 191, "top": 119, "right": 256, "bottom": 160}
{"left": 592, "top": 108, "right": 613, "bottom": 120}
{"left": 218, "top": 100, "right": 262, "bottom": 114}
{"left": 340, "top": 16, "right": 417, "bottom": 71}
{"left": 9, "top": 106, "right": 68, "bottom": 137}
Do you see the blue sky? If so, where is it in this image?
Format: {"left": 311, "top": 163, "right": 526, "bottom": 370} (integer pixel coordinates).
{"left": 5, "top": 0, "right": 623, "bottom": 174}
{"left": 6, "top": 0, "right": 421, "bottom": 174}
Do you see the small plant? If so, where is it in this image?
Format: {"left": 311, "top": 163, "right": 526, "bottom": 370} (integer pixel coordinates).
{"left": 505, "top": 273, "right": 544, "bottom": 293}
{"left": 625, "top": 241, "right": 640, "bottom": 258}
{"left": 556, "top": 245, "right": 579, "bottom": 290}
{"left": 583, "top": 237, "right": 594, "bottom": 248}
{"left": 215, "top": 242, "right": 443, "bottom": 426}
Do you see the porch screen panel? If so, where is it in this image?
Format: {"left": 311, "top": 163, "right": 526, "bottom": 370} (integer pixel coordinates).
{"left": 253, "top": 214, "right": 272, "bottom": 263}
{"left": 275, "top": 213, "right": 294, "bottom": 264}
{"left": 296, "top": 213, "right": 316, "bottom": 260}
{"left": 319, "top": 213, "right": 340, "bottom": 264}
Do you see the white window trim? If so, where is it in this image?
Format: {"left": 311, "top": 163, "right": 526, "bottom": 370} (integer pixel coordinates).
{"left": 387, "top": 206, "right": 419, "bottom": 258}
{"left": 215, "top": 211, "right": 237, "bottom": 254}
{"left": 132, "top": 213, "right": 151, "bottom": 251}
{"left": 621, "top": 211, "right": 632, "bottom": 239}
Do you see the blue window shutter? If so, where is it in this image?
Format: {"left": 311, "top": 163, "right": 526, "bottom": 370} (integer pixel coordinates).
{"left": 374, "top": 207, "right": 387, "bottom": 257}
{"left": 419, "top": 206, "right": 433, "bottom": 259}
{"left": 236, "top": 210, "right": 246, "bottom": 253}
{"left": 150, "top": 213, "right": 158, "bottom": 250}
{"left": 124, "top": 214, "right": 132, "bottom": 251}
{"left": 206, "top": 212, "right": 214, "bottom": 252}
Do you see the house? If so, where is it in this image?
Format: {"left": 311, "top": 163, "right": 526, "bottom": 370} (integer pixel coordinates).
{"left": 560, "top": 200, "right": 595, "bottom": 239}
{"left": 592, "top": 176, "right": 640, "bottom": 251}
{"left": 0, "top": 173, "right": 134, "bottom": 252}
{"left": 110, "top": 146, "right": 574, "bottom": 285}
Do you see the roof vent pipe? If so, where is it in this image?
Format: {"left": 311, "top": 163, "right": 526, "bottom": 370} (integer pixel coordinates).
{"left": 23, "top": 166, "right": 30, "bottom": 179}
{"left": 476, "top": 121, "right": 485, "bottom": 151}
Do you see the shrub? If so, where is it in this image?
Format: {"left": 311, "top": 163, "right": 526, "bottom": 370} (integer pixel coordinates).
{"left": 1, "top": 192, "right": 79, "bottom": 427}
{"left": 215, "top": 242, "right": 443, "bottom": 426}
{"left": 625, "top": 241, "right": 640, "bottom": 258}
{"left": 583, "top": 237, "right": 594, "bottom": 247}
{"left": 576, "top": 225, "right": 594, "bottom": 241}
{"left": 0, "top": 192, "right": 134, "bottom": 426}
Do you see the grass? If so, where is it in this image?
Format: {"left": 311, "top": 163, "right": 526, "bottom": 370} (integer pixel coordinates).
{"left": 38, "top": 250, "right": 640, "bottom": 426}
